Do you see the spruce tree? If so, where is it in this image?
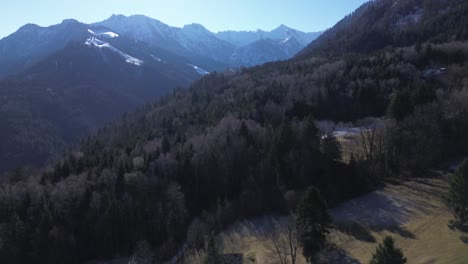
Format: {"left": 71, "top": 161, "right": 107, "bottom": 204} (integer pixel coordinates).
{"left": 297, "top": 186, "right": 332, "bottom": 263}
{"left": 204, "top": 233, "right": 218, "bottom": 264}
{"left": 304, "top": 114, "right": 320, "bottom": 151}
{"left": 161, "top": 136, "right": 171, "bottom": 154}
{"left": 370, "top": 236, "right": 407, "bottom": 264}
{"left": 320, "top": 134, "right": 342, "bottom": 161}
{"left": 447, "top": 159, "right": 468, "bottom": 229}
{"left": 386, "top": 90, "right": 411, "bottom": 121}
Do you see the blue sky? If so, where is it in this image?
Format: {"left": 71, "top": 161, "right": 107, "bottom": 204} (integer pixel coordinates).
{"left": 1, "top": 0, "right": 369, "bottom": 38}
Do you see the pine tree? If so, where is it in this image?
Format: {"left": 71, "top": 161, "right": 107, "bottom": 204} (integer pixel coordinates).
{"left": 370, "top": 236, "right": 407, "bottom": 264}
{"left": 304, "top": 114, "right": 320, "bottom": 151}
{"left": 161, "top": 136, "right": 171, "bottom": 154}
{"left": 3, "top": 213, "right": 28, "bottom": 262}
{"left": 320, "top": 134, "right": 342, "bottom": 161}
{"left": 447, "top": 159, "right": 468, "bottom": 229}
{"left": 276, "top": 120, "right": 294, "bottom": 155}
{"left": 204, "top": 233, "right": 218, "bottom": 264}
{"left": 115, "top": 165, "right": 125, "bottom": 199}
{"left": 297, "top": 186, "right": 332, "bottom": 263}
{"left": 386, "top": 90, "right": 412, "bottom": 121}
{"left": 239, "top": 121, "right": 253, "bottom": 146}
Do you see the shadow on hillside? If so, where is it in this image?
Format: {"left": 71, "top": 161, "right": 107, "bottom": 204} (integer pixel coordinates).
{"left": 324, "top": 245, "right": 362, "bottom": 264}
{"left": 334, "top": 220, "right": 416, "bottom": 241}
{"left": 331, "top": 189, "right": 420, "bottom": 240}
{"left": 334, "top": 221, "right": 376, "bottom": 242}
{"left": 370, "top": 225, "right": 416, "bottom": 239}
{"left": 330, "top": 191, "right": 412, "bottom": 227}
{"left": 333, "top": 252, "right": 361, "bottom": 264}
{"left": 461, "top": 236, "right": 468, "bottom": 244}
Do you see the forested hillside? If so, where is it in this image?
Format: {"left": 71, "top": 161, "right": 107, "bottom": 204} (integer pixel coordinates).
{"left": 300, "top": 0, "right": 468, "bottom": 57}
{"left": 1, "top": 0, "right": 468, "bottom": 263}
{"left": 0, "top": 39, "right": 200, "bottom": 173}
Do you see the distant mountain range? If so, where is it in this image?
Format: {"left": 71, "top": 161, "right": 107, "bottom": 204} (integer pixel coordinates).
{"left": 0, "top": 15, "right": 322, "bottom": 79}
{"left": 216, "top": 24, "right": 320, "bottom": 47}
{"left": 95, "top": 15, "right": 322, "bottom": 67}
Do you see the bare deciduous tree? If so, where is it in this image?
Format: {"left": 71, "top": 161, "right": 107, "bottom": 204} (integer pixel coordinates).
{"left": 264, "top": 216, "right": 300, "bottom": 264}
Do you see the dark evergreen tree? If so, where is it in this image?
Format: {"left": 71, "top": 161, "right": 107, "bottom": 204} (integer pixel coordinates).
{"left": 320, "top": 134, "right": 342, "bottom": 161}
{"left": 239, "top": 120, "right": 253, "bottom": 146}
{"left": 297, "top": 186, "right": 332, "bottom": 263}
{"left": 447, "top": 159, "right": 468, "bottom": 229}
{"left": 203, "top": 233, "right": 218, "bottom": 264}
{"left": 276, "top": 120, "right": 294, "bottom": 154}
{"left": 370, "top": 236, "right": 407, "bottom": 264}
{"left": 304, "top": 115, "right": 320, "bottom": 151}
{"left": 386, "top": 91, "right": 412, "bottom": 121}
{"left": 1, "top": 213, "right": 28, "bottom": 264}
{"left": 115, "top": 165, "right": 125, "bottom": 199}
{"left": 161, "top": 136, "right": 171, "bottom": 154}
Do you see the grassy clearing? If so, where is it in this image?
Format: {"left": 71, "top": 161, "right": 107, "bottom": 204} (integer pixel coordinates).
{"left": 330, "top": 173, "right": 468, "bottom": 264}
{"left": 217, "top": 216, "right": 308, "bottom": 264}
{"left": 211, "top": 173, "right": 468, "bottom": 264}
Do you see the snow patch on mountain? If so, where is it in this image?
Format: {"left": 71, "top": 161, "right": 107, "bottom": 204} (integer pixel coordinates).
{"left": 85, "top": 37, "right": 109, "bottom": 48}
{"left": 280, "top": 37, "right": 291, "bottom": 44}
{"left": 150, "top": 54, "right": 166, "bottom": 63}
{"left": 88, "top": 29, "right": 119, "bottom": 38}
{"left": 188, "top": 64, "right": 209, "bottom": 75}
{"left": 98, "top": 31, "right": 119, "bottom": 38}
{"left": 85, "top": 31, "right": 143, "bottom": 66}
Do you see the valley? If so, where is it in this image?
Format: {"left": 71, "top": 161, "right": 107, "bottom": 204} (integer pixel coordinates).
{"left": 0, "top": 16, "right": 319, "bottom": 173}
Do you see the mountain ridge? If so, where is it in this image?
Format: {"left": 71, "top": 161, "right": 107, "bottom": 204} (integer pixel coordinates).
{"left": 298, "top": 0, "right": 468, "bottom": 57}
{"left": 215, "top": 24, "right": 322, "bottom": 47}
{"left": 95, "top": 14, "right": 321, "bottom": 68}
{"left": 0, "top": 19, "right": 88, "bottom": 78}
{"left": 0, "top": 15, "right": 321, "bottom": 80}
